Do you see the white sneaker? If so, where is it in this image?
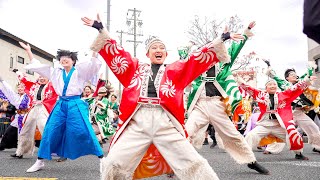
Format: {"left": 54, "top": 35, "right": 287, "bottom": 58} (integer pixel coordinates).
{"left": 26, "top": 160, "right": 44, "bottom": 173}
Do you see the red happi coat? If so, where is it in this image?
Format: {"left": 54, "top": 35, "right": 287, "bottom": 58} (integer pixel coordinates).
{"left": 239, "top": 81, "right": 309, "bottom": 150}
{"left": 96, "top": 34, "right": 229, "bottom": 178}
{"left": 18, "top": 75, "right": 58, "bottom": 113}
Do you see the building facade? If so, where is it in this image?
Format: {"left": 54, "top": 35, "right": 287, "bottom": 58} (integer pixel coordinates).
{"left": 308, "top": 39, "right": 320, "bottom": 88}
{"left": 0, "top": 28, "right": 54, "bottom": 87}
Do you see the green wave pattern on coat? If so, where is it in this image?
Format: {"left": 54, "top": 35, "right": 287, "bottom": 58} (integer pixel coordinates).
{"left": 187, "top": 35, "right": 248, "bottom": 113}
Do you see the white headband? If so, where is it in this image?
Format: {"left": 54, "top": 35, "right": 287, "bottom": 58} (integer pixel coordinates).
{"left": 145, "top": 36, "right": 165, "bottom": 52}
{"left": 265, "top": 79, "right": 277, "bottom": 86}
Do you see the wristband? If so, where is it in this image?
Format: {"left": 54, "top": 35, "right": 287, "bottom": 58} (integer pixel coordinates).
{"left": 92, "top": 21, "right": 104, "bottom": 31}
{"left": 221, "top": 32, "right": 231, "bottom": 42}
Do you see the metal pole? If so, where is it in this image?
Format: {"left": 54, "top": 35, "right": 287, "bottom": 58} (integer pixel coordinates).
{"left": 133, "top": 8, "right": 137, "bottom": 57}
{"left": 106, "top": 0, "right": 111, "bottom": 80}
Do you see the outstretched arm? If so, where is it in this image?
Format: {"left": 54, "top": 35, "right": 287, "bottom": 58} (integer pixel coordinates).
{"left": 171, "top": 27, "right": 245, "bottom": 88}
{"left": 283, "top": 78, "right": 312, "bottom": 103}
{"left": 265, "top": 66, "right": 289, "bottom": 91}
{"left": 0, "top": 81, "right": 25, "bottom": 108}
{"left": 82, "top": 14, "right": 138, "bottom": 88}
{"left": 19, "top": 42, "right": 34, "bottom": 61}
{"left": 300, "top": 61, "right": 316, "bottom": 80}
{"left": 228, "top": 21, "right": 256, "bottom": 66}
{"left": 19, "top": 42, "right": 52, "bottom": 79}
{"left": 13, "top": 70, "right": 36, "bottom": 93}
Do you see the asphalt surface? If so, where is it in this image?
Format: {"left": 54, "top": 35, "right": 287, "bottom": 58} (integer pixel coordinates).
{"left": 1, "top": 139, "right": 320, "bottom": 180}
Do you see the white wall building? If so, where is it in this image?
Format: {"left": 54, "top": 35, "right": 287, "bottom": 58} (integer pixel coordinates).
{"left": 0, "top": 28, "right": 54, "bottom": 87}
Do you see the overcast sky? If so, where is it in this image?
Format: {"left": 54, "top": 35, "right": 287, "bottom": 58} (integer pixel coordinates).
{"left": 0, "top": 0, "right": 310, "bottom": 88}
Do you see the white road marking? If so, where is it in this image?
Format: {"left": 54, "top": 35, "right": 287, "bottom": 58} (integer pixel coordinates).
{"left": 264, "top": 161, "right": 320, "bottom": 167}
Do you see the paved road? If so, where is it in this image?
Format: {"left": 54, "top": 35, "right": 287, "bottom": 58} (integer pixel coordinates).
{"left": 1, "top": 141, "right": 320, "bottom": 180}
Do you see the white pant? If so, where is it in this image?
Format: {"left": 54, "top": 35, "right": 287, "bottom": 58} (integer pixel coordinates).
{"left": 16, "top": 104, "right": 48, "bottom": 156}
{"left": 264, "top": 109, "right": 320, "bottom": 153}
{"left": 186, "top": 97, "right": 256, "bottom": 164}
{"left": 294, "top": 109, "right": 320, "bottom": 150}
{"left": 245, "top": 120, "right": 302, "bottom": 154}
{"left": 101, "top": 105, "right": 218, "bottom": 180}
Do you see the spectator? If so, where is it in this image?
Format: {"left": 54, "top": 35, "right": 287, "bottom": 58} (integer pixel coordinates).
{"left": 82, "top": 85, "right": 93, "bottom": 98}
{"left": 109, "top": 94, "right": 119, "bottom": 110}
{"left": 112, "top": 109, "right": 119, "bottom": 129}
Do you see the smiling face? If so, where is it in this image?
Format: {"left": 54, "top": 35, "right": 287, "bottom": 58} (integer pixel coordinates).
{"left": 84, "top": 86, "right": 92, "bottom": 96}
{"left": 266, "top": 81, "right": 278, "bottom": 94}
{"left": 146, "top": 42, "right": 167, "bottom": 64}
{"left": 38, "top": 76, "right": 49, "bottom": 85}
{"left": 17, "top": 84, "right": 25, "bottom": 95}
{"left": 59, "top": 56, "right": 74, "bottom": 68}
{"left": 286, "top": 71, "right": 298, "bottom": 83}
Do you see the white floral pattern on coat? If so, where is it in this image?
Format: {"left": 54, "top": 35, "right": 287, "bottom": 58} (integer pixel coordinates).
{"left": 256, "top": 91, "right": 269, "bottom": 106}
{"left": 193, "top": 43, "right": 216, "bottom": 63}
{"left": 105, "top": 41, "right": 123, "bottom": 56}
{"left": 161, "top": 80, "right": 176, "bottom": 98}
{"left": 45, "top": 90, "right": 53, "bottom": 99}
{"left": 128, "top": 64, "right": 145, "bottom": 90}
{"left": 111, "top": 56, "right": 129, "bottom": 74}
{"left": 278, "top": 100, "right": 286, "bottom": 109}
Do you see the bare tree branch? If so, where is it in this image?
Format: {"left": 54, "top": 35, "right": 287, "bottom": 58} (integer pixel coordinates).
{"left": 231, "top": 51, "right": 256, "bottom": 71}
{"left": 187, "top": 15, "right": 243, "bottom": 47}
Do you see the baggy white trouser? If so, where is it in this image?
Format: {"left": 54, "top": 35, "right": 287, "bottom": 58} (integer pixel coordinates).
{"left": 294, "top": 109, "right": 320, "bottom": 150}
{"left": 245, "top": 119, "right": 303, "bottom": 154}
{"left": 186, "top": 96, "right": 256, "bottom": 164}
{"left": 101, "top": 105, "right": 218, "bottom": 180}
{"left": 16, "top": 104, "right": 48, "bottom": 156}
{"left": 265, "top": 142, "right": 286, "bottom": 154}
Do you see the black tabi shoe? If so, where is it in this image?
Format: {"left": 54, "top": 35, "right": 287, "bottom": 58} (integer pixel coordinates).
{"left": 10, "top": 154, "right": 23, "bottom": 159}
{"left": 263, "top": 151, "right": 272, "bottom": 154}
{"left": 203, "top": 138, "right": 209, "bottom": 145}
{"left": 166, "top": 173, "right": 175, "bottom": 178}
{"left": 247, "top": 162, "right": 270, "bottom": 175}
{"left": 312, "top": 148, "right": 320, "bottom": 153}
{"left": 295, "top": 153, "right": 309, "bottom": 160}
{"left": 210, "top": 141, "right": 217, "bottom": 149}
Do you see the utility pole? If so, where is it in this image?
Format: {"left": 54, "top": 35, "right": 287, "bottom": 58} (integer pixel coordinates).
{"left": 116, "top": 30, "right": 125, "bottom": 101}
{"left": 126, "top": 8, "right": 143, "bottom": 57}
{"left": 104, "top": 0, "right": 111, "bottom": 81}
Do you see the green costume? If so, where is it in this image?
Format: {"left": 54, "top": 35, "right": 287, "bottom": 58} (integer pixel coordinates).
{"left": 87, "top": 97, "right": 115, "bottom": 138}
{"left": 186, "top": 34, "right": 250, "bottom": 116}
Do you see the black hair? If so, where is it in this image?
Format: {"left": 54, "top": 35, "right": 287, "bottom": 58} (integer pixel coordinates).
{"left": 111, "top": 94, "right": 117, "bottom": 99}
{"left": 113, "top": 109, "right": 119, "bottom": 115}
{"left": 284, "top": 68, "right": 296, "bottom": 79}
{"left": 84, "top": 85, "right": 92, "bottom": 90}
{"left": 56, "top": 49, "right": 78, "bottom": 66}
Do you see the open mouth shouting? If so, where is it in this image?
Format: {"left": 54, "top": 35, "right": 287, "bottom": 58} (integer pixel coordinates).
{"left": 155, "top": 53, "right": 163, "bottom": 60}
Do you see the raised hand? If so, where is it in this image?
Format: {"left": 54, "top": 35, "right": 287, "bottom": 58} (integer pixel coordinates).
{"left": 19, "top": 42, "right": 31, "bottom": 51}
{"left": 310, "top": 76, "right": 317, "bottom": 81}
{"left": 262, "top": 59, "right": 271, "bottom": 67}
{"left": 243, "top": 21, "right": 256, "bottom": 38}
{"left": 230, "top": 33, "right": 245, "bottom": 41}
{"left": 223, "top": 26, "right": 245, "bottom": 42}
{"left": 248, "top": 21, "right": 256, "bottom": 30}
{"left": 81, "top": 14, "right": 103, "bottom": 31}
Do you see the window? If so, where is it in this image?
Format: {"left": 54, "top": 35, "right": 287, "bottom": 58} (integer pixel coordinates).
{"left": 10, "top": 57, "right": 14, "bottom": 68}
{"left": 25, "top": 63, "right": 34, "bottom": 75}
{"left": 17, "top": 56, "right": 24, "bottom": 64}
